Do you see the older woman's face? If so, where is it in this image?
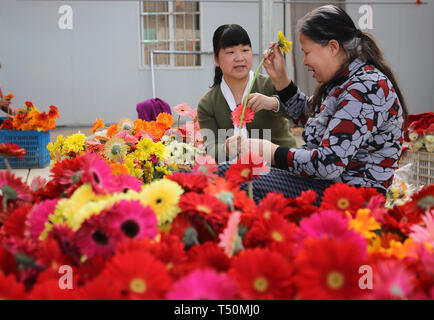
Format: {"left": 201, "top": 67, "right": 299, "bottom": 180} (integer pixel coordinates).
{"left": 299, "top": 32, "right": 343, "bottom": 84}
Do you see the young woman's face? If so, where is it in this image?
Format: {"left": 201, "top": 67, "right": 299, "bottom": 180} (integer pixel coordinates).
{"left": 215, "top": 44, "right": 252, "bottom": 82}
{"left": 299, "top": 32, "right": 343, "bottom": 84}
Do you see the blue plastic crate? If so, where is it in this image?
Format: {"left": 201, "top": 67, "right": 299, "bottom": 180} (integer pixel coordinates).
{"left": 0, "top": 129, "right": 51, "bottom": 168}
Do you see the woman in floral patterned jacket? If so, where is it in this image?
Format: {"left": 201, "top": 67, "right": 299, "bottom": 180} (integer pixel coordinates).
{"left": 232, "top": 5, "right": 408, "bottom": 199}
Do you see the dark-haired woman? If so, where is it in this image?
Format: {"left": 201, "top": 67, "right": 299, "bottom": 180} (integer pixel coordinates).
{"left": 197, "top": 24, "right": 296, "bottom": 162}
{"left": 226, "top": 5, "right": 407, "bottom": 202}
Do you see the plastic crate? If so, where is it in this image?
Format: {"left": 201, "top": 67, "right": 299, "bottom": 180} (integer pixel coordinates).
{"left": 399, "top": 150, "right": 434, "bottom": 187}
{"left": 0, "top": 129, "right": 50, "bottom": 168}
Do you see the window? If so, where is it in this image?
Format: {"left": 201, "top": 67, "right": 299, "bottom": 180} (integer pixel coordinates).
{"left": 140, "top": 0, "right": 201, "bottom": 67}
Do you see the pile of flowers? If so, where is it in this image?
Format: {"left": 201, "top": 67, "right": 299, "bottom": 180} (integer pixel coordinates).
{"left": 47, "top": 108, "right": 204, "bottom": 184}
{"left": 0, "top": 101, "right": 59, "bottom": 131}
{"left": 0, "top": 150, "right": 433, "bottom": 300}
{"left": 405, "top": 112, "right": 434, "bottom": 152}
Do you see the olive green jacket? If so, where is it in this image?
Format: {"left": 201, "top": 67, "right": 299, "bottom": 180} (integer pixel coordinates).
{"left": 198, "top": 73, "right": 296, "bottom": 162}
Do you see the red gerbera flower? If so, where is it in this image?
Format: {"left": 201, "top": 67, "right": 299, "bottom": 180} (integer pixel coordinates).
{"left": 399, "top": 185, "right": 434, "bottom": 218}
{"left": 0, "top": 143, "right": 26, "bottom": 160}
{"left": 75, "top": 254, "right": 107, "bottom": 285}
{"left": 320, "top": 183, "right": 365, "bottom": 215}
{"left": 229, "top": 248, "right": 295, "bottom": 300}
{"left": 102, "top": 250, "right": 172, "bottom": 299}
{"left": 188, "top": 242, "right": 231, "bottom": 273}
{"left": 36, "top": 112, "right": 48, "bottom": 122}
{"left": 48, "top": 105, "right": 60, "bottom": 119}
{"left": 243, "top": 212, "right": 297, "bottom": 250}
{"left": 28, "top": 277, "right": 78, "bottom": 300}
{"left": 80, "top": 273, "right": 124, "bottom": 300}
{"left": 283, "top": 190, "right": 320, "bottom": 224}
{"left": 231, "top": 104, "right": 255, "bottom": 128}
{"left": 294, "top": 237, "right": 367, "bottom": 300}
{"left": 225, "top": 153, "right": 269, "bottom": 185}
{"left": 166, "top": 172, "right": 209, "bottom": 193}
{"left": 1, "top": 118, "right": 13, "bottom": 130}
{"left": 1, "top": 205, "right": 32, "bottom": 237}
{"left": 254, "top": 192, "right": 291, "bottom": 220}
{"left": 36, "top": 237, "right": 72, "bottom": 273}
{"left": 49, "top": 156, "right": 83, "bottom": 195}
{"left": 179, "top": 192, "right": 229, "bottom": 226}
{"left": 0, "top": 273, "right": 26, "bottom": 300}
{"left": 0, "top": 246, "right": 17, "bottom": 277}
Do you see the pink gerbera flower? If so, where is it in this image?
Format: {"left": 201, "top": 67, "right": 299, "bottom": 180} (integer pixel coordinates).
{"left": 80, "top": 152, "right": 117, "bottom": 194}
{"left": 367, "top": 259, "right": 415, "bottom": 300}
{"left": 74, "top": 211, "right": 120, "bottom": 259}
{"left": 115, "top": 130, "right": 138, "bottom": 144}
{"left": 219, "top": 211, "right": 242, "bottom": 257}
{"left": 166, "top": 268, "right": 239, "bottom": 300}
{"left": 231, "top": 104, "right": 254, "bottom": 128}
{"left": 294, "top": 210, "right": 367, "bottom": 253}
{"left": 26, "top": 199, "right": 59, "bottom": 242}
{"left": 409, "top": 209, "right": 434, "bottom": 247}
{"left": 106, "top": 200, "right": 158, "bottom": 241}
{"left": 174, "top": 103, "right": 192, "bottom": 117}
{"left": 114, "top": 174, "right": 142, "bottom": 193}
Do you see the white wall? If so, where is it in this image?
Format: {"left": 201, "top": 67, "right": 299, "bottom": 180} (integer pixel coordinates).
{"left": 0, "top": 0, "right": 432, "bottom": 126}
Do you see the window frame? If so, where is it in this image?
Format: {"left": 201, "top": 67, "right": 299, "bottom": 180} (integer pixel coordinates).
{"left": 138, "top": 1, "right": 203, "bottom": 70}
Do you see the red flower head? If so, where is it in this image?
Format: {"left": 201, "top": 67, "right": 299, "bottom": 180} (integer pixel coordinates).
{"left": 294, "top": 237, "right": 367, "bottom": 300}
{"left": 1, "top": 118, "right": 13, "bottom": 130}
{"left": 225, "top": 153, "right": 269, "bottom": 185}
{"left": 166, "top": 171, "right": 209, "bottom": 193}
{"left": 229, "top": 248, "right": 295, "bottom": 299}
{"left": 0, "top": 273, "right": 27, "bottom": 300}
{"left": 179, "top": 192, "right": 229, "bottom": 226}
{"left": 36, "top": 112, "right": 48, "bottom": 123}
{"left": 231, "top": 104, "right": 254, "bottom": 128}
{"left": 320, "top": 183, "right": 365, "bottom": 215}
{"left": 102, "top": 249, "right": 172, "bottom": 299}
{"left": 48, "top": 105, "right": 60, "bottom": 119}
{"left": 0, "top": 143, "right": 26, "bottom": 160}
{"left": 244, "top": 212, "right": 297, "bottom": 250}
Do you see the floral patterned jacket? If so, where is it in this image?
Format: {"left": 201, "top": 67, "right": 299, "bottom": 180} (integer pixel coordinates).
{"left": 274, "top": 58, "right": 405, "bottom": 192}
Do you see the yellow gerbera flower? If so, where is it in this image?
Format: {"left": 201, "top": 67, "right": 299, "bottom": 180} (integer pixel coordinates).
{"left": 140, "top": 179, "right": 184, "bottom": 226}
{"left": 64, "top": 133, "right": 86, "bottom": 154}
{"left": 152, "top": 141, "right": 166, "bottom": 160}
{"left": 347, "top": 208, "right": 381, "bottom": 239}
{"left": 277, "top": 31, "right": 293, "bottom": 54}
{"left": 104, "top": 137, "right": 128, "bottom": 161}
{"left": 135, "top": 138, "right": 155, "bottom": 161}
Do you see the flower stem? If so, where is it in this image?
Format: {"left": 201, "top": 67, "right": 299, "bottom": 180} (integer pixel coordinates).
{"left": 177, "top": 115, "right": 180, "bottom": 129}
{"left": 3, "top": 157, "right": 12, "bottom": 172}
{"left": 248, "top": 180, "right": 253, "bottom": 199}
{"left": 198, "top": 215, "right": 216, "bottom": 238}
{"left": 238, "top": 47, "right": 274, "bottom": 132}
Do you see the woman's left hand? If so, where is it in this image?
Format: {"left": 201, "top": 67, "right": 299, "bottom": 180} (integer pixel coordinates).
{"left": 247, "top": 93, "right": 278, "bottom": 113}
{"left": 240, "top": 138, "right": 279, "bottom": 165}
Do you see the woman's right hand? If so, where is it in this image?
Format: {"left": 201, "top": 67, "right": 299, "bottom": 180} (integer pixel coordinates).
{"left": 263, "top": 42, "right": 292, "bottom": 91}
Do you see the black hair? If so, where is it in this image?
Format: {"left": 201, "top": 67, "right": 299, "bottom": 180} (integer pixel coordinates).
{"left": 211, "top": 24, "right": 252, "bottom": 87}
{"left": 297, "top": 5, "right": 408, "bottom": 126}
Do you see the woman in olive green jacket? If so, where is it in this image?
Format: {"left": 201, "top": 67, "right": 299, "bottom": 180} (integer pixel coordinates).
{"left": 198, "top": 24, "right": 296, "bottom": 162}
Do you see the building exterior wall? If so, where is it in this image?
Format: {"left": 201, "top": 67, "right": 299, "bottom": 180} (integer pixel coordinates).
{"left": 0, "top": 0, "right": 432, "bottom": 126}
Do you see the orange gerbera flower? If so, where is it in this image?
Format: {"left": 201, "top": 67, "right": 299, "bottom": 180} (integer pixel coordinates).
{"left": 111, "top": 162, "right": 129, "bottom": 176}
{"left": 92, "top": 118, "right": 105, "bottom": 134}
{"left": 148, "top": 121, "right": 167, "bottom": 140}
{"left": 106, "top": 123, "right": 119, "bottom": 138}
{"left": 156, "top": 112, "right": 174, "bottom": 129}
{"left": 5, "top": 93, "right": 14, "bottom": 99}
